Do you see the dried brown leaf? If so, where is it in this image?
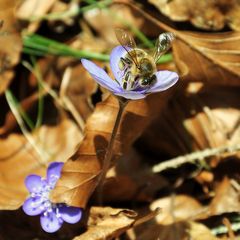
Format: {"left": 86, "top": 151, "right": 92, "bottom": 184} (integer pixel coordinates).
{"left": 50, "top": 90, "right": 176, "bottom": 208}
{"left": 148, "top": 0, "right": 240, "bottom": 31}
{"left": 150, "top": 195, "right": 203, "bottom": 224}
{"left": 0, "top": 120, "right": 82, "bottom": 210}
{"left": 83, "top": 5, "right": 145, "bottom": 45}
{"left": 74, "top": 206, "right": 137, "bottom": 240}
{"left": 140, "top": 86, "right": 240, "bottom": 157}
{"left": 16, "top": 0, "right": 56, "bottom": 32}
{"left": 187, "top": 222, "right": 219, "bottom": 240}
{"left": 172, "top": 31, "right": 240, "bottom": 86}
{"left": 0, "top": 0, "right": 22, "bottom": 94}
{"left": 136, "top": 221, "right": 219, "bottom": 240}
{"left": 120, "top": 2, "right": 240, "bottom": 86}
{"left": 209, "top": 177, "right": 240, "bottom": 216}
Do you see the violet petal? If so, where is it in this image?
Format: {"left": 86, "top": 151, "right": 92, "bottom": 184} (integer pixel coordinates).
{"left": 81, "top": 59, "right": 120, "bottom": 92}
{"left": 40, "top": 211, "right": 63, "bottom": 233}
{"left": 110, "top": 46, "right": 130, "bottom": 82}
{"left": 22, "top": 197, "right": 45, "bottom": 216}
{"left": 47, "top": 162, "right": 64, "bottom": 186}
{"left": 114, "top": 90, "right": 146, "bottom": 100}
{"left": 148, "top": 71, "right": 178, "bottom": 93}
{"left": 25, "top": 175, "right": 46, "bottom": 193}
{"left": 59, "top": 205, "right": 82, "bottom": 224}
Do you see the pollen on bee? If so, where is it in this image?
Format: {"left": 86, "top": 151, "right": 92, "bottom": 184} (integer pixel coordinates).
{"left": 118, "top": 59, "right": 124, "bottom": 70}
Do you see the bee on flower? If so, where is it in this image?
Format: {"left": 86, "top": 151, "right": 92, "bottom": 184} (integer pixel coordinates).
{"left": 81, "top": 29, "right": 179, "bottom": 100}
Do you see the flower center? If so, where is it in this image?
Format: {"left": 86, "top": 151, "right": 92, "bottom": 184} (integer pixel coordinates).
{"left": 118, "top": 48, "right": 157, "bottom": 91}
{"left": 30, "top": 175, "right": 62, "bottom": 218}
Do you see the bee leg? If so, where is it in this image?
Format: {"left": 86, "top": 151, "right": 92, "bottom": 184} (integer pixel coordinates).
{"left": 122, "top": 71, "right": 131, "bottom": 90}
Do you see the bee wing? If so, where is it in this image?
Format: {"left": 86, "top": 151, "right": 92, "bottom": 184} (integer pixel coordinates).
{"left": 154, "top": 32, "right": 175, "bottom": 63}
{"left": 115, "top": 28, "right": 139, "bottom": 67}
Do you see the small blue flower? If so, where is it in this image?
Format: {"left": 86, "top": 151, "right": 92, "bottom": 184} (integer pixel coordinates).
{"left": 81, "top": 45, "right": 179, "bottom": 100}
{"left": 22, "top": 162, "right": 82, "bottom": 233}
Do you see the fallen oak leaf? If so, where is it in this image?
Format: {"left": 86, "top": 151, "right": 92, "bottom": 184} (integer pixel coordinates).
{"left": 209, "top": 177, "right": 240, "bottom": 216}
{"left": 0, "top": 0, "right": 22, "bottom": 94}
{"left": 172, "top": 31, "right": 240, "bottom": 86}
{"left": 74, "top": 206, "right": 137, "bottom": 240}
{"left": 74, "top": 207, "right": 160, "bottom": 240}
{"left": 136, "top": 221, "right": 219, "bottom": 240}
{"left": 115, "top": 1, "right": 240, "bottom": 86}
{"left": 0, "top": 119, "right": 82, "bottom": 210}
{"left": 150, "top": 195, "right": 204, "bottom": 225}
{"left": 148, "top": 0, "right": 240, "bottom": 31}
{"left": 16, "top": 0, "right": 57, "bottom": 33}
{"left": 50, "top": 90, "right": 176, "bottom": 208}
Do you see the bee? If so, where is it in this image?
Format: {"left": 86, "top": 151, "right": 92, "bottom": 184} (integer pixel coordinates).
{"left": 115, "top": 29, "right": 175, "bottom": 90}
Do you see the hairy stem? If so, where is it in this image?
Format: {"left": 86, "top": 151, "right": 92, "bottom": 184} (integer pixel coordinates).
{"left": 97, "top": 97, "right": 128, "bottom": 203}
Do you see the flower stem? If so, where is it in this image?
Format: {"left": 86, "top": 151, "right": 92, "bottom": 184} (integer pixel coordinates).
{"left": 97, "top": 97, "right": 128, "bottom": 204}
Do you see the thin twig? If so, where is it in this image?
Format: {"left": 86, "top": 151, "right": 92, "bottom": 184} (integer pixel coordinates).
{"left": 152, "top": 144, "right": 240, "bottom": 173}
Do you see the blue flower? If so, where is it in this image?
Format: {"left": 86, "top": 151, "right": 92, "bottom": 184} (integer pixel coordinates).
{"left": 22, "top": 162, "right": 82, "bottom": 233}
{"left": 81, "top": 45, "right": 179, "bottom": 100}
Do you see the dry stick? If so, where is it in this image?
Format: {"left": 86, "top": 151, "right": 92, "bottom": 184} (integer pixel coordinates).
{"left": 97, "top": 98, "right": 129, "bottom": 204}
{"left": 152, "top": 144, "right": 240, "bottom": 173}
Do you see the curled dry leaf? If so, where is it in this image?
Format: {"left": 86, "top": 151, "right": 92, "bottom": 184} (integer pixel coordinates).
{"left": 47, "top": 1, "right": 75, "bottom": 33}
{"left": 140, "top": 86, "right": 240, "bottom": 158}
{"left": 121, "top": 2, "right": 240, "bottom": 86}
{"left": 149, "top": 0, "right": 240, "bottom": 31}
{"left": 83, "top": 4, "right": 146, "bottom": 45}
{"left": 16, "top": 0, "right": 57, "bottom": 32}
{"left": 172, "top": 31, "right": 240, "bottom": 86}
{"left": 0, "top": 0, "right": 22, "bottom": 94}
{"left": 182, "top": 86, "right": 240, "bottom": 153}
{"left": 209, "top": 177, "right": 240, "bottom": 216}
{"left": 0, "top": 120, "right": 82, "bottom": 210}
{"left": 50, "top": 90, "right": 176, "bottom": 208}
{"left": 74, "top": 206, "right": 137, "bottom": 240}
{"left": 136, "top": 221, "right": 219, "bottom": 240}
{"left": 150, "top": 195, "right": 203, "bottom": 225}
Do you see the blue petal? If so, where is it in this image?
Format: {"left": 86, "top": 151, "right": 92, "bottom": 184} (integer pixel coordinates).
{"left": 110, "top": 46, "right": 130, "bottom": 82}
{"left": 22, "top": 197, "right": 45, "bottom": 216}
{"left": 148, "top": 71, "right": 178, "bottom": 93}
{"left": 114, "top": 90, "right": 146, "bottom": 100}
{"left": 81, "top": 59, "right": 120, "bottom": 92}
{"left": 59, "top": 205, "right": 82, "bottom": 224}
{"left": 40, "top": 211, "right": 63, "bottom": 233}
{"left": 25, "top": 175, "right": 46, "bottom": 193}
{"left": 47, "top": 162, "right": 64, "bottom": 187}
